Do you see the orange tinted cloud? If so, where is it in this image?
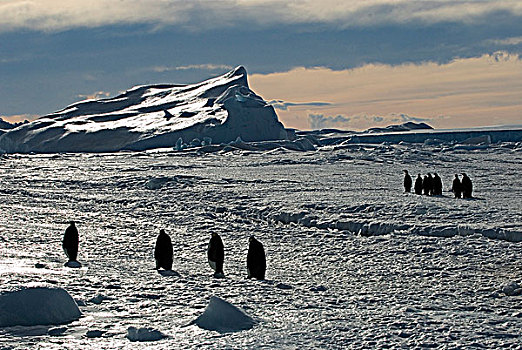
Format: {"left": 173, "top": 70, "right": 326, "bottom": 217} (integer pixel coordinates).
{"left": 250, "top": 52, "right": 522, "bottom": 130}
{"left": 1, "top": 114, "right": 39, "bottom": 123}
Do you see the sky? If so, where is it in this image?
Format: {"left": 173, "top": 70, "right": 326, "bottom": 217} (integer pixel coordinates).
{"left": 1, "top": 0, "right": 521, "bottom": 131}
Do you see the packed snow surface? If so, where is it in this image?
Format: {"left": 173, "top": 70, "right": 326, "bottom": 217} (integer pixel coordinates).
{"left": 0, "top": 286, "right": 81, "bottom": 327}
{"left": 0, "top": 137, "right": 521, "bottom": 348}
{"left": 194, "top": 296, "right": 255, "bottom": 332}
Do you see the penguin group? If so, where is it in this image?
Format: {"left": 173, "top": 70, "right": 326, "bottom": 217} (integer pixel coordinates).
{"left": 154, "top": 230, "right": 267, "bottom": 280}
{"left": 62, "top": 223, "right": 267, "bottom": 280}
{"left": 451, "top": 173, "right": 473, "bottom": 198}
{"left": 403, "top": 170, "right": 473, "bottom": 198}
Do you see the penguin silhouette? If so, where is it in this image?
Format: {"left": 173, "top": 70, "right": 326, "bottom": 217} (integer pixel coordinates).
{"left": 208, "top": 232, "right": 225, "bottom": 277}
{"left": 423, "top": 173, "right": 433, "bottom": 196}
{"left": 247, "top": 236, "right": 266, "bottom": 280}
{"left": 414, "top": 174, "right": 423, "bottom": 195}
{"left": 154, "top": 229, "right": 173, "bottom": 271}
{"left": 461, "top": 173, "right": 473, "bottom": 198}
{"left": 403, "top": 170, "right": 412, "bottom": 192}
{"left": 63, "top": 221, "right": 79, "bottom": 263}
{"left": 452, "top": 174, "right": 462, "bottom": 198}
{"left": 433, "top": 173, "right": 443, "bottom": 196}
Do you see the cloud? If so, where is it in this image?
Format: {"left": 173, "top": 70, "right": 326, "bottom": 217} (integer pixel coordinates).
{"left": 150, "top": 64, "right": 233, "bottom": 73}
{"left": 0, "top": 114, "right": 39, "bottom": 123}
{"left": 389, "top": 113, "right": 431, "bottom": 123}
{"left": 308, "top": 112, "right": 440, "bottom": 130}
{"left": 250, "top": 52, "right": 522, "bottom": 130}
{"left": 1, "top": 0, "right": 521, "bottom": 33}
{"left": 77, "top": 91, "right": 111, "bottom": 100}
{"left": 308, "top": 114, "right": 352, "bottom": 129}
{"left": 486, "top": 36, "right": 522, "bottom": 46}
{"left": 268, "top": 100, "right": 332, "bottom": 111}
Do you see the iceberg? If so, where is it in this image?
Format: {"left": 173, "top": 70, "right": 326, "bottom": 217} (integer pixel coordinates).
{"left": 0, "top": 66, "right": 289, "bottom": 153}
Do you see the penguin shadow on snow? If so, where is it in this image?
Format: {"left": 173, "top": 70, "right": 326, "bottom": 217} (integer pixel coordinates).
{"left": 460, "top": 196, "right": 485, "bottom": 201}
{"left": 158, "top": 269, "right": 181, "bottom": 277}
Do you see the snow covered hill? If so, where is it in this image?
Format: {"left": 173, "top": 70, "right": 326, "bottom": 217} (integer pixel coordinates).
{"left": 0, "top": 66, "right": 289, "bottom": 153}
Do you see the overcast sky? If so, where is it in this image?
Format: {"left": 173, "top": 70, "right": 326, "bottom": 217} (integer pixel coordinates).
{"left": 1, "top": 0, "right": 521, "bottom": 130}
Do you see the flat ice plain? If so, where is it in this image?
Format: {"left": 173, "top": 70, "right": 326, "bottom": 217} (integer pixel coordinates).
{"left": 0, "top": 140, "right": 521, "bottom": 349}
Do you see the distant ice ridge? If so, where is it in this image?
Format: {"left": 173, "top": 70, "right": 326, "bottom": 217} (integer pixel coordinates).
{"left": 245, "top": 209, "right": 522, "bottom": 243}
{"left": 0, "top": 66, "right": 289, "bottom": 153}
{"left": 193, "top": 296, "right": 255, "bottom": 333}
{"left": 0, "top": 286, "right": 81, "bottom": 327}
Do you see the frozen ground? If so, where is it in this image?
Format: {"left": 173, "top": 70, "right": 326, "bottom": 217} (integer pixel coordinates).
{"left": 0, "top": 141, "right": 521, "bottom": 349}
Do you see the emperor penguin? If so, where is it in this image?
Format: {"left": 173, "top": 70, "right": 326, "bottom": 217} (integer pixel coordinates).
{"left": 207, "top": 232, "right": 225, "bottom": 277}
{"left": 247, "top": 236, "right": 266, "bottom": 280}
{"left": 154, "top": 229, "right": 173, "bottom": 271}
{"left": 63, "top": 221, "right": 79, "bottom": 263}
{"left": 461, "top": 173, "right": 473, "bottom": 198}
{"left": 403, "top": 170, "right": 412, "bottom": 192}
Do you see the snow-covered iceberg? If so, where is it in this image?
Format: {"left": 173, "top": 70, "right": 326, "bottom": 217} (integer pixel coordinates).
{"left": 0, "top": 66, "right": 289, "bottom": 153}
{"left": 0, "top": 286, "right": 81, "bottom": 327}
{"left": 193, "top": 296, "right": 255, "bottom": 333}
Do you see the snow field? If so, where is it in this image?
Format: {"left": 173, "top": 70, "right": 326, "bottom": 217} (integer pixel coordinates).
{"left": 0, "top": 141, "right": 520, "bottom": 348}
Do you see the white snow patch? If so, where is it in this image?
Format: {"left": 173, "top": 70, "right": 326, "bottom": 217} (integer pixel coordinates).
{"left": 193, "top": 296, "right": 255, "bottom": 333}
{"left": 0, "top": 287, "right": 81, "bottom": 327}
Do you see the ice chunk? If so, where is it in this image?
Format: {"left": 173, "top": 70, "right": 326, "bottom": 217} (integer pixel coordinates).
{"left": 88, "top": 294, "right": 112, "bottom": 304}
{"left": 501, "top": 281, "right": 522, "bottom": 296}
{"left": 175, "top": 137, "right": 185, "bottom": 151}
{"left": 126, "top": 326, "right": 166, "bottom": 342}
{"left": 193, "top": 296, "right": 255, "bottom": 333}
{"left": 145, "top": 177, "right": 169, "bottom": 190}
{"left": 0, "top": 286, "right": 81, "bottom": 327}
{"left": 460, "top": 135, "right": 491, "bottom": 144}
{"left": 86, "top": 329, "right": 104, "bottom": 338}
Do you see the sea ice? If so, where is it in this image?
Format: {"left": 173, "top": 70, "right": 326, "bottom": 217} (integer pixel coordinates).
{"left": 0, "top": 287, "right": 81, "bottom": 327}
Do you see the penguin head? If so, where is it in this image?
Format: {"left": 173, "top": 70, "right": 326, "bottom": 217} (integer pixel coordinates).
{"left": 160, "top": 229, "right": 166, "bottom": 235}
{"left": 249, "top": 235, "right": 255, "bottom": 243}
{"left": 403, "top": 170, "right": 408, "bottom": 174}
{"left": 69, "top": 221, "right": 75, "bottom": 226}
